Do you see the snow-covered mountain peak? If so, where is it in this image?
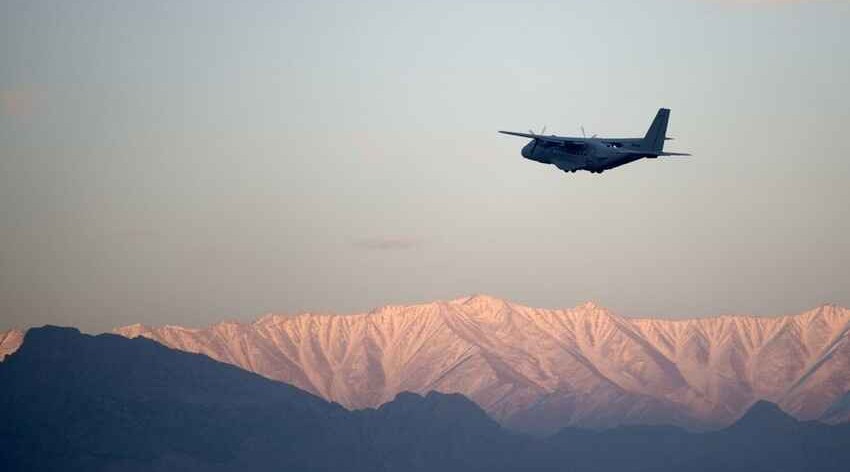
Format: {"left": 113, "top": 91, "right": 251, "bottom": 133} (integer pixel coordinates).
{"left": 253, "top": 313, "right": 290, "bottom": 326}
{"left": 452, "top": 293, "right": 511, "bottom": 310}
{"left": 800, "top": 303, "right": 848, "bottom": 321}
{"left": 110, "top": 323, "right": 151, "bottom": 338}
{"left": 577, "top": 300, "right": 604, "bottom": 311}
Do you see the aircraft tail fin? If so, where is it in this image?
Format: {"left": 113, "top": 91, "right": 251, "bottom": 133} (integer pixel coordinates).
{"left": 643, "top": 108, "right": 670, "bottom": 152}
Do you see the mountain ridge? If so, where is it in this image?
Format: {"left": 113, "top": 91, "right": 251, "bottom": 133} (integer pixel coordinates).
{"left": 3, "top": 296, "right": 849, "bottom": 433}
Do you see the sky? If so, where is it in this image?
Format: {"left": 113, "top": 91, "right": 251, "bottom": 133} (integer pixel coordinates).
{"left": 1, "top": 0, "right": 848, "bottom": 332}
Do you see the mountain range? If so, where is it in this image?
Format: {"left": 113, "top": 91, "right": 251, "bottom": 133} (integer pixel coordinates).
{"left": 3, "top": 325, "right": 850, "bottom": 472}
{"left": 3, "top": 295, "right": 849, "bottom": 433}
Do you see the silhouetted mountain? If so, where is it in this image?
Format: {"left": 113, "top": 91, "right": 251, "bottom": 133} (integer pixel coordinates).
{"left": 726, "top": 399, "right": 799, "bottom": 432}
{"left": 354, "top": 391, "right": 522, "bottom": 471}
{"left": 0, "top": 326, "right": 519, "bottom": 472}
{"left": 530, "top": 401, "right": 850, "bottom": 472}
{"left": 0, "top": 326, "right": 366, "bottom": 471}
{"left": 3, "top": 326, "right": 850, "bottom": 472}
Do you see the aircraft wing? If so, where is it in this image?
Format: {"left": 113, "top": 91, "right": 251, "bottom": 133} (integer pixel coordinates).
{"left": 498, "top": 131, "right": 587, "bottom": 145}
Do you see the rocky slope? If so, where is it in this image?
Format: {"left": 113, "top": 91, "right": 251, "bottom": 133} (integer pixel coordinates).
{"left": 0, "top": 330, "right": 24, "bottom": 361}
{"left": 4, "top": 296, "right": 849, "bottom": 433}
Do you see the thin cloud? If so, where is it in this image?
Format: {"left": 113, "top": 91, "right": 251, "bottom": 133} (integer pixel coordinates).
{"left": 354, "top": 237, "right": 421, "bottom": 251}
{"left": 0, "top": 87, "right": 39, "bottom": 118}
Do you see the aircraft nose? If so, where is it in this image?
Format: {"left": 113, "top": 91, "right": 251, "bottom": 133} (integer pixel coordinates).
{"left": 521, "top": 142, "right": 533, "bottom": 158}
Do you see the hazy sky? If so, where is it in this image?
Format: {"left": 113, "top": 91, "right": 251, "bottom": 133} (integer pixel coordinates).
{"left": 1, "top": 0, "right": 848, "bottom": 332}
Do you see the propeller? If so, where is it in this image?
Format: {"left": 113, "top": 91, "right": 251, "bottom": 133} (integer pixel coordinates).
{"left": 580, "top": 125, "right": 597, "bottom": 139}
{"left": 529, "top": 126, "right": 548, "bottom": 136}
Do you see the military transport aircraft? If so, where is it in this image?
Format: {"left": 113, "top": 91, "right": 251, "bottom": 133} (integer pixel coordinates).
{"left": 499, "top": 108, "right": 690, "bottom": 174}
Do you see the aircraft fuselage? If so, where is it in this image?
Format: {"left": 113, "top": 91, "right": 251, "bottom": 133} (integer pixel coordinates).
{"left": 521, "top": 139, "right": 651, "bottom": 173}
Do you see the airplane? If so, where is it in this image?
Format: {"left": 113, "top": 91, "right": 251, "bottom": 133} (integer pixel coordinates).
{"left": 499, "top": 108, "right": 690, "bottom": 174}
